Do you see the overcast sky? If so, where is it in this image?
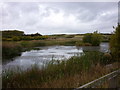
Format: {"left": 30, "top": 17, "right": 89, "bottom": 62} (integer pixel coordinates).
{"left": 0, "top": 2, "right": 118, "bottom": 35}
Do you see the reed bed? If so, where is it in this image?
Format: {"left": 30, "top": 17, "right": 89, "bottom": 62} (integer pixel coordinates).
{"left": 2, "top": 39, "right": 83, "bottom": 60}
{"left": 2, "top": 51, "right": 119, "bottom": 88}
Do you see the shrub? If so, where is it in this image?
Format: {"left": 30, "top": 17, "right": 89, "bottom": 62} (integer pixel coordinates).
{"left": 83, "top": 31, "right": 101, "bottom": 46}
{"left": 65, "top": 35, "right": 74, "bottom": 38}
{"left": 83, "top": 33, "right": 92, "bottom": 44}
{"left": 110, "top": 23, "right": 120, "bottom": 61}
{"left": 101, "top": 53, "right": 112, "bottom": 65}
{"left": 34, "top": 36, "right": 48, "bottom": 40}
{"left": 91, "top": 32, "right": 101, "bottom": 46}
{"left": 20, "top": 36, "right": 34, "bottom": 40}
{"left": 2, "top": 38, "right": 13, "bottom": 41}
{"left": 12, "top": 36, "right": 21, "bottom": 41}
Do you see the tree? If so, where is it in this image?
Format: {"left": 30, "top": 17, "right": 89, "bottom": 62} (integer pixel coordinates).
{"left": 110, "top": 23, "right": 120, "bottom": 61}
{"left": 83, "top": 33, "right": 92, "bottom": 44}
{"left": 30, "top": 33, "right": 42, "bottom": 37}
{"left": 91, "top": 31, "right": 101, "bottom": 46}
{"left": 83, "top": 31, "right": 101, "bottom": 46}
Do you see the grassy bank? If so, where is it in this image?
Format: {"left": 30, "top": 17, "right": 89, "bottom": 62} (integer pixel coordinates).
{"left": 2, "top": 51, "right": 119, "bottom": 88}
{"left": 2, "top": 31, "right": 109, "bottom": 60}
{"left": 2, "top": 38, "right": 89, "bottom": 60}
{"left": 2, "top": 42, "right": 23, "bottom": 60}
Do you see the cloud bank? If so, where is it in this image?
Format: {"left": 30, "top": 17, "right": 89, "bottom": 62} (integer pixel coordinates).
{"left": 0, "top": 2, "right": 118, "bottom": 35}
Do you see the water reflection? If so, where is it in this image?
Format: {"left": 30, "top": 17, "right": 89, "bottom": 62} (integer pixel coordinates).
{"left": 81, "top": 42, "right": 109, "bottom": 52}
{"left": 3, "top": 42, "right": 109, "bottom": 71}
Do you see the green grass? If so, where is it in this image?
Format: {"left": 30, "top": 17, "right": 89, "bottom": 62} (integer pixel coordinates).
{"left": 2, "top": 34, "right": 103, "bottom": 60}
{"left": 2, "top": 39, "right": 82, "bottom": 60}
{"left": 2, "top": 51, "right": 115, "bottom": 88}
{"left": 2, "top": 42, "right": 23, "bottom": 60}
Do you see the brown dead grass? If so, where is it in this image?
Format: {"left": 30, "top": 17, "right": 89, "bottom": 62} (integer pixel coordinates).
{"left": 40, "top": 62, "right": 120, "bottom": 88}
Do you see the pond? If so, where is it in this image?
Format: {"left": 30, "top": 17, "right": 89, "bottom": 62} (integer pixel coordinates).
{"left": 2, "top": 42, "right": 109, "bottom": 71}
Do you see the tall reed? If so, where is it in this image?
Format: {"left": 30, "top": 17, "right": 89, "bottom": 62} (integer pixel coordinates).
{"left": 2, "top": 51, "right": 115, "bottom": 88}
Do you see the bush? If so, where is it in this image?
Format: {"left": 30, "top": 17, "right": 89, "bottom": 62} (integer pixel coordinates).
{"left": 101, "top": 53, "right": 112, "bottom": 64}
{"left": 91, "top": 32, "right": 101, "bottom": 46}
{"left": 12, "top": 36, "right": 21, "bottom": 41}
{"left": 2, "top": 38, "right": 13, "bottom": 41}
{"left": 65, "top": 35, "right": 74, "bottom": 38}
{"left": 110, "top": 23, "right": 120, "bottom": 61}
{"left": 83, "top": 33, "right": 92, "bottom": 44}
{"left": 34, "top": 36, "right": 48, "bottom": 40}
{"left": 20, "top": 36, "right": 34, "bottom": 40}
{"left": 83, "top": 31, "right": 101, "bottom": 46}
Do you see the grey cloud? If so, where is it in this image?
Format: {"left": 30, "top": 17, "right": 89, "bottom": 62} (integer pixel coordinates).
{"left": 76, "top": 9, "right": 97, "bottom": 22}
{"left": 1, "top": 2, "right": 118, "bottom": 35}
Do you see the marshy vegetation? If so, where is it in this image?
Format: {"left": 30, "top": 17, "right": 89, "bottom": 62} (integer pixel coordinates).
{"left": 2, "top": 25, "right": 119, "bottom": 88}
{"left": 2, "top": 51, "right": 119, "bottom": 88}
{"left": 2, "top": 30, "right": 105, "bottom": 60}
{"left": 2, "top": 39, "right": 81, "bottom": 60}
{"left": 2, "top": 42, "right": 23, "bottom": 60}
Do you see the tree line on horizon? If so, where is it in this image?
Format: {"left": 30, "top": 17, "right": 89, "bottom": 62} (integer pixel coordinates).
{"left": 1, "top": 30, "right": 49, "bottom": 41}
{"left": 1, "top": 30, "right": 111, "bottom": 42}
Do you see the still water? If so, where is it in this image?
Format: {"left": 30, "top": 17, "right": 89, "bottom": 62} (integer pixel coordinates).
{"left": 3, "top": 42, "right": 109, "bottom": 71}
